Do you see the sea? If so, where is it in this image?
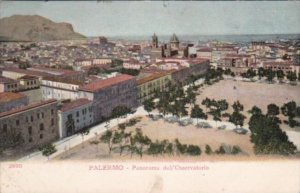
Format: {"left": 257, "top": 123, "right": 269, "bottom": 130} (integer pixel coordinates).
{"left": 109, "top": 34, "right": 300, "bottom": 43}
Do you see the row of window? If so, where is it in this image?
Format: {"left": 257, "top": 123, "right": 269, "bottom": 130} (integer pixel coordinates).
{"left": 6, "top": 83, "right": 18, "bottom": 89}
{"left": 2, "top": 118, "right": 55, "bottom": 133}
{"left": 26, "top": 80, "right": 37, "bottom": 85}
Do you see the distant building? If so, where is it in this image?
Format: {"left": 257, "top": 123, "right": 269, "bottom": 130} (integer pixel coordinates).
{"left": 0, "top": 92, "right": 28, "bottom": 113}
{"left": 262, "top": 61, "right": 300, "bottom": 74}
{"left": 123, "top": 59, "right": 144, "bottom": 70}
{"left": 41, "top": 77, "right": 83, "bottom": 101}
{"left": 79, "top": 74, "right": 139, "bottom": 121}
{"left": 169, "top": 33, "right": 180, "bottom": 50}
{"left": 0, "top": 76, "right": 19, "bottom": 93}
{"left": 0, "top": 99, "right": 58, "bottom": 151}
{"left": 152, "top": 33, "right": 158, "bottom": 48}
{"left": 58, "top": 98, "right": 93, "bottom": 138}
{"left": 18, "top": 75, "right": 40, "bottom": 91}
{"left": 1, "top": 66, "right": 85, "bottom": 82}
{"left": 153, "top": 58, "right": 210, "bottom": 84}
{"left": 99, "top": 36, "right": 108, "bottom": 45}
{"left": 196, "top": 47, "right": 213, "bottom": 61}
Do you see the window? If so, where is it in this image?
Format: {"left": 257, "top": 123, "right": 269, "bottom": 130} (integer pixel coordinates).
{"left": 37, "top": 113, "right": 40, "bottom": 119}
{"left": 40, "top": 134, "right": 43, "bottom": 139}
{"left": 3, "top": 124, "right": 7, "bottom": 133}
{"left": 29, "top": 138, "right": 33, "bottom": 143}
{"left": 28, "top": 127, "right": 32, "bottom": 135}
{"left": 40, "top": 123, "right": 44, "bottom": 131}
{"left": 51, "top": 109, "right": 54, "bottom": 115}
{"left": 26, "top": 116, "right": 29, "bottom": 122}
{"left": 41, "top": 112, "right": 44, "bottom": 118}
{"left": 16, "top": 120, "right": 20, "bottom": 126}
{"left": 51, "top": 118, "right": 54, "bottom": 126}
{"left": 76, "top": 111, "right": 79, "bottom": 117}
{"left": 31, "top": 116, "right": 34, "bottom": 122}
{"left": 77, "top": 119, "right": 79, "bottom": 123}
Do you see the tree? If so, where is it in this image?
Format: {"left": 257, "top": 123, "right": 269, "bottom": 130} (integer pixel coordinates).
{"left": 202, "top": 97, "right": 211, "bottom": 113}
{"left": 88, "top": 66, "right": 101, "bottom": 75}
{"left": 281, "top": 101, "right": 297, "bottom": 118}
{"left": 217, "top": 99, "right": 229, "bottom": 111}
{"left": 286, "top": 71, "right": 297, "bottom": 82}
{"left": 229, "top": 111, "right": 246, "bottom": 128}
{"left": 266, "top": 69, "right": 275, "bottom": 83}
{"left": 215, "top": 146, "right": 226, "bottom": 154}
{"left": 245, "top": 68, "right": 256, "bottom": 79}
{"left": 79, "top": 128, "right": 90, "bottom": 147}
{"left": 174, "top": 139, "right": 187, "bottom": 155}
{"left": 205, "top": 144, "right": 213, "bottom": 155}
{"left": 173, "top": 99, "right": 188, "bottom": 120}
{"left": 143, "top": 99, "right": 155, "bottom": 116}
{"left": 267, "top": 104, "right": 280, "bottom": 118}
{"left": 119, "top": 68, "right": 140, "bottom": 76}
{"left": 231, "top": 145, "right": 241, "bottom": 155}
{"left": 186, "top": 145, "right": 201, "bottom": 156}
{"left": 209, "top": 109, "right": 221, "bottom": 127}
{"left": 258, "top": 67, "right": 265, "bottom": 80}
{"left": 134, "top": 128, "right": 151, "bottom": 158}
{"left": 276, "top": 70, "right": 285, "bottom": 83}
{"left": 41, "top": 144, "right": 57, "bottom": 160}
{"left": 111, "top": 105, "right": 131, "bottom": 120}
{"left": 248, "top": 106, "right": 262, "bottom": 116}
{"left": 191, "top": 105, "right": 207, "bottom": 123}
{"left": 100, "top": 130, "right": 113, "bottom": 155}
{"left": 249, "top": 114, "right": 296, "bottom": 155}
{"left": 186, "top": 86, "right": 197, "bottom": 106}
{"left": 232, "top": 101, "right": 244, "bottom": 112}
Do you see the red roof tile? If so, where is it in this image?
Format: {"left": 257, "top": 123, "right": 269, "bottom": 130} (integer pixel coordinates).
{"left": 79, "top": 74, "right": 135, "bottom": 92}
{"left": 60, "top": 98, "right": 92, "bottom": 112}
{"left": 0, "top": 99, "right": 57, "bottom": 118}
{"left": 0, "top": 76, "right": 17, "bottom": 84}
{"left": 0, "top": 92, "right": 26, "bottom": 103}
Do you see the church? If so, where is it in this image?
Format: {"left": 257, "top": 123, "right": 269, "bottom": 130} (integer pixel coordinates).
{"left": 151, "top": 33, "right": 189, "bottom": 59}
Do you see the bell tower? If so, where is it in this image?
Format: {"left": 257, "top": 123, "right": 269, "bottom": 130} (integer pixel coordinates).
{"left": 152, "top": 33, "right": 158, "bottom": 48}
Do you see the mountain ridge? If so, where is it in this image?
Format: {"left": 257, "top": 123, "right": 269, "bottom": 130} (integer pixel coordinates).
{"left": 0, "top": 15, "right": 86, "bottom": 42}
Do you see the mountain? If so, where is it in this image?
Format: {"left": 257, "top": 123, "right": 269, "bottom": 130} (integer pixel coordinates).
{"left": 0, "top": 15, "right": 86, "bottom": 42}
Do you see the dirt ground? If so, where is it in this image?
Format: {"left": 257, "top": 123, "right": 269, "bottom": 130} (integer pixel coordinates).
{"left": 195, "top": 80, "right": 300, "bottom": 131}
{"left": 54, "top": 116, "right": 300, "bottom": 161}
{"left": 54, "top": 80, "right": 300, "bottom": 161}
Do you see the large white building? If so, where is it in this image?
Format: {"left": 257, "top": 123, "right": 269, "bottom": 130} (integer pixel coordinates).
{"left": 41, "top": 77, "right": 82, "bottom": 101}
{"left": 58, "top": 98, "right": 93, "bottom": 138}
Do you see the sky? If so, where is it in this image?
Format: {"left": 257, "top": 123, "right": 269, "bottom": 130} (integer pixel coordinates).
{"left": 1, "top": 1, "right": 300, "bottom": 37}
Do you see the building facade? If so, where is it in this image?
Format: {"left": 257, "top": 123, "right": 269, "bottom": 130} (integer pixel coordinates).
{"left": 18, "top": 75, "right": 40, "bottom": 90}
{"left": 137, "top": 72, "right": 172, "bottom": 103}
{"left": 0, "top": 76, "right": 19, "bottom": 93}
{"left": 41, "top": 77, "right": 82, "bottom": 101}
{"left": 0, "top": 99, "right": 59, "bottom": 151}
{"left": 0, "top": 92, "right": 28, "bottom": 113}
{"left": 58, "top": 98, "right": 93, "bottom": 138}
{"left": 79, "top": 74, "right": 139, "bottom": 122}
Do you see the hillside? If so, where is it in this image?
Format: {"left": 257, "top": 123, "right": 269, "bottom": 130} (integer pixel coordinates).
{"left": 0, "top": 15, "right": 86, "bottom": 42}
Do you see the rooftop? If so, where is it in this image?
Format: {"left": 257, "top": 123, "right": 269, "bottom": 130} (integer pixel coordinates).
{"left": 0, "top": 99, "right": 57, "bottom": 118}
{"left": 0, "top": 92, "right": 26, "bottom": 103}
{"left": 17, "top": 75, "right": 39, "bottom": 80}
{"left": 170, "top": 33, "right": 179, "bottom": 43}
{"left": 79, "top": 74, "right": 135, "bottom": 92}
{"left": 0, "top": 76, "right": 17, "bottom": 84}
{"left": 60, "top": 98, "right": 92, "bottom": 112}
{"left": 137, "top": 71, "right": 171, "bottom": 85}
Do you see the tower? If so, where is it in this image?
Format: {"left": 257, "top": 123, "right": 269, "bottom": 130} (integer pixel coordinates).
{"left": 152, "top": 33, "right": 158, "bottom": 48}
{"left": 170, "top": 33, "right": 179, "bottom": 50}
